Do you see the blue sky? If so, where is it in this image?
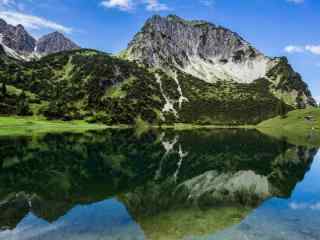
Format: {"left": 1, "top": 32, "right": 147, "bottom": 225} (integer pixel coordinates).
{"left": 0, "top": 0, "right": 319, "bottom": 100}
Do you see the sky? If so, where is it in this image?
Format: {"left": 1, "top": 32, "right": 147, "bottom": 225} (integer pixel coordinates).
{"left": 0, "top": 0, "right": 319, "bottom": 101}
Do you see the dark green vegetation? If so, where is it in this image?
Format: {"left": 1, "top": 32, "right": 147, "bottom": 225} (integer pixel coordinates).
{"left": 0, "top": 129, "right": 316, "bottom": 232}
{"left": 176, "top": 72, "right": 293, "bottom": 124}
{"left": 0, "top": 48, "right": 163, "bottom": 124}
{"left": 0, "top": 47, "right": 309, "bottom": 125}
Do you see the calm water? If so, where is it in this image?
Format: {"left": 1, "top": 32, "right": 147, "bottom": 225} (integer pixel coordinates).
{"left": 0, "top": 129, "right": 318, "bottom": 240}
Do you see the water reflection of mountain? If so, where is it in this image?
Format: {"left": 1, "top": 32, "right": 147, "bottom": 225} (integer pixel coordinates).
{"left": 0, "top": 129, "right": 317, "bottom": 239}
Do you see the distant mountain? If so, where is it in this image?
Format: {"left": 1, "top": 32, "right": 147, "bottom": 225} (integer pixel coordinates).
{"left": 0, "top": 18, "right": 79, "bottom": 59}
{"left": 0, "top": 19, "right": 36, "bottom": 54}
{"left": 36, "top": 31, "right": 79, "bottom": 54}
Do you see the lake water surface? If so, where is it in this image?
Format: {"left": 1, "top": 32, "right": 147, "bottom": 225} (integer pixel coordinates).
{"left": 0, "top": 129, "right": 319, "bottom": 240}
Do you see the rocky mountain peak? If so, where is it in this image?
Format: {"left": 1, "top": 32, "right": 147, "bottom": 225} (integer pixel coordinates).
{"left": 16, "top": 24, "right": 24, "bottom": 30}
{"left": 0, "top": 19, "right": 7, "bottom": 28}
{"left": 125, "top": 15, "right": 269, "bottom": 83}
{"left": 0, "top": 18, "right": 36, "bottom": 54}
{"left": 35, "top": 31, "right": 79, "bottom": 54}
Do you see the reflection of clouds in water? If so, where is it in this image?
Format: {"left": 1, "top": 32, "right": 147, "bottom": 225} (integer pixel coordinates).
{"left": 0, "top": 199, "right": 144, "bottom": 240}
{"left": 290, "top": 202, "right": 320, "bottom": 210}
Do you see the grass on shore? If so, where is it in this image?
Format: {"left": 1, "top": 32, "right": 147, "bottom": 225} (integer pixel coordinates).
{"left": 0, "top": 116, "right": 108, "bottom": 136}
{"left": 257, "top": 108, "right": 320, "bottom": 147}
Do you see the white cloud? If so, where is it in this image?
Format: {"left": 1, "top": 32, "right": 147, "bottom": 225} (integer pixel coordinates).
{"left": 315, "top": 96, "right": 320, "bottom": 104}
{"left": 0, "top": 0, "right": 14, "bottom": 6}
{"left": 284, "top": 45, "right": 304, "bottom": 53}
{"left": 101, "top": 0, "right": 168, "bottom": 12}
{"left": 145, "top": 0, "right": 169, "bottom": 11}
{"left": 290, "top": 202, "right": 320, "bottom": 210}
{"left": 101, "top": 0, "right": 133, "bottom": 11}
{"left": 0, "top": 11, "right": 73, "bottom": 33}
{"left": 305, "top": 45, "right": 320, "bottom": 55}
{"left": 284, "top": 44, "right": 320, "bottom": 55}
{"left": 287, "top": 0, "right": 304, "bottom": 4}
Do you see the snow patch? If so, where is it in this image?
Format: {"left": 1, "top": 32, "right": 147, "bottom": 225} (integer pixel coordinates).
{"left": 172, "top": 71, "right": 189, "bottom": 109}
{"left": 155, "top": 74, "right": 178, "bottom": 118}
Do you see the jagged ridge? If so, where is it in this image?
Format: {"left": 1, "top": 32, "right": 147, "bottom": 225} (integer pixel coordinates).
{"left": 0, "top": 18, "right": 79, "bottom": 59}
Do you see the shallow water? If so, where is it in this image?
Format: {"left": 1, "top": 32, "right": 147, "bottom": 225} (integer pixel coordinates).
{"left": 0, "top": 129, "right": 318, "bottom": 240}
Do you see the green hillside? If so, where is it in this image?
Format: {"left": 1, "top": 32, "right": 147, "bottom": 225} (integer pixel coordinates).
{"left": 0, "top": 48, "right": 308, "bottom": 126}
{"left": 258, "top": 108, "right": 320, "bottom": 146}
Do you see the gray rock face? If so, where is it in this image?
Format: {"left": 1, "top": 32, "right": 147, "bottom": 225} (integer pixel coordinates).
{"left": 0, "top": 19, "right": 36, "bottom": 53}
{"left": 36, "top": 31, "right": 79, "bottom": 54}
{"left": 125, "top": 15, "right": 270, "bottom": 83}
{"left": 0, "top": 18, "right": 79, "bottom": 58}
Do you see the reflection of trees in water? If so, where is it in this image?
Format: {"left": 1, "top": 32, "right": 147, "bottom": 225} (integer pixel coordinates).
{"left": 0, "top": 129, "right": 317, "bottom": 232}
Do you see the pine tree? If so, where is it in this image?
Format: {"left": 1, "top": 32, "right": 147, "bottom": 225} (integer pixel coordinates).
{"left": 277, "top": 99, "right": 287, "bottom": 119}
{"left": 1, "top": 80, "right": 6, "bottom": 96}
{"left": 17, "top": 91, "right": 31, "bottom": 116}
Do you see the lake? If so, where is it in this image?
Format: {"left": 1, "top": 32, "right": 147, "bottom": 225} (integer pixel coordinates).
{"left": 0, "top": 128, "right": 319, "bottom": 240}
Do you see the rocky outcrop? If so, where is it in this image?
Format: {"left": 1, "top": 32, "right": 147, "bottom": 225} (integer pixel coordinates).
{"left": 36, "top": 31, "right": 79, "bottom": 54}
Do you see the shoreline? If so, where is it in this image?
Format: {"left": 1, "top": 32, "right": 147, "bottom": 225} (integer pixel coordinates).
{"left": 0, "top": 110, "right": 319, "bottom": 147}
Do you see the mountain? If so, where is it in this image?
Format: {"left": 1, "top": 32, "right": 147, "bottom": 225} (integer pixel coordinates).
{"left": 123, "top": 15, "right": 316, "bottom": 108}
{"left": 0, "top": 18, "right": 79, "bottom": 59}
{"left": 124, "top": 15, "right": 267, "bottom": 83}
{"left": 0, "top": 19, "right": 36, "bottom": 54}
{"left": 36, "top": 31, "right": 79, "bottom": 54}
{"left": 0, "top": 15, "right": 317, "bottom": 125}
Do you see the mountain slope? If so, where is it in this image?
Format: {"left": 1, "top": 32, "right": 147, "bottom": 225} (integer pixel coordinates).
{"left": 0, "top": 49, "right": 165, "bottom": 123}
{"left": 123, "top": 15, "right": 316, "bottom": 108}
{"left": 0, "top": 48, "right": 293, "bottom": 124}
